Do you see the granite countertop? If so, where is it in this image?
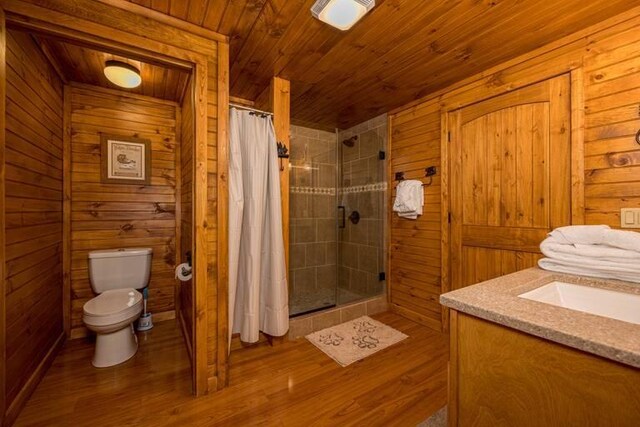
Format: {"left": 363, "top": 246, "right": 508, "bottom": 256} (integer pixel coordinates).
{"left": 440, "top": 267, "right": 640, "bottom": 368}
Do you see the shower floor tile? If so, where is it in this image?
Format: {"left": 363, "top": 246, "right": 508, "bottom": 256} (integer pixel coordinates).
{"left": 290, "top": 288, "right": 368, "bottom": 316}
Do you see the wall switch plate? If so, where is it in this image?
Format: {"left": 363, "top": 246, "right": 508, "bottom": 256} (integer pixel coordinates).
{"left": 620, "top": 208, "right": 640, "bottom": 228}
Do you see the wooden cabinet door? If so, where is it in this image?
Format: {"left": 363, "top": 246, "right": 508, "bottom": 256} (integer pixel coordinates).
{"left": 449, "top": 76, "right": 571, "bottom": 290}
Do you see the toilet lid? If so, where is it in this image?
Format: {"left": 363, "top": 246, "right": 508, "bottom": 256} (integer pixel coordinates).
{"left": 83, "top": 288, "right": 142, "bottom": 317}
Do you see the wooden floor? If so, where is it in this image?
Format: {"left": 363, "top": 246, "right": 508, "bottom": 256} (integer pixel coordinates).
{"left": 15, "top": 312, "right": 448, "bottom": 426}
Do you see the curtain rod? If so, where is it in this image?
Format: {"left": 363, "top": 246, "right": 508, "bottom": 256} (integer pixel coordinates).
{"left": 229, "top": 103, "right": 273, "bottom": 116}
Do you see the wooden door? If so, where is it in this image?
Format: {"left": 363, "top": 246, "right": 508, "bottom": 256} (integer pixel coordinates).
{"left": 449, "top": 76, "right": 571, "bottom": 290}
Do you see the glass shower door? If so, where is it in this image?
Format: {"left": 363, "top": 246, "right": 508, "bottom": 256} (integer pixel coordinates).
{"left": 288, "top": 126, "right": 339, "bottom": 316}
{"left": 337, "top": 117, "right": 387, "bottom": 305}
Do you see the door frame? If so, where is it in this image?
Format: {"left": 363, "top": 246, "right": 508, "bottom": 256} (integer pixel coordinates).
{"left": 440, "top": 69, "right": 585, "bottom": 331}
{"left": 0, "top": 0, "right": 229, "bottom": 406}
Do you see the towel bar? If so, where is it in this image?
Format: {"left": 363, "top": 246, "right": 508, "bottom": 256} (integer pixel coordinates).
{"left": 394, "top": 166, "right": 436, "bottom": 188}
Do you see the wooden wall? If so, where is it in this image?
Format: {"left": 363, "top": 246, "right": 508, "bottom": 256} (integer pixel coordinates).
{"left": 179, "top": 76, "right": 194, "bottom": 349}
{"left": 207, "top": 53, "right": 223, "bottom": 388}
{"left": 69, "top": 83, "right": 179, "bottom": 337}
{"left": 4, "top": 29, "right": 64, "bottom": 418}
{"left": 583, "top": 24, "right": 640, "bottom": 226}
{"left": 388, "top": 7, "right": 640, "bottom": 331}
{"left": 388, "top": 101, "right": 443, "bottom": 330}
{"left": 2, "top": 0, "right": 229, "bottom": 401}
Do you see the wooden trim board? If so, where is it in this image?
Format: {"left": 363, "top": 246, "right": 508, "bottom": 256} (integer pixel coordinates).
{"left": 3, "top": 0, "right": 218, "bottom": 59}
{"left": 192, "top": 57, "right": 209, "bottom": 396}
{"left": 270, "top": 77, "right": 291, "bottom": 277}
{"left": 62, "top": 84, "right": 71, "bottom": 337}
{"left": 0, "top": 6, "right": 6, "bottom": 424}
{"left": 216, "top": 41, "right": 230, "bottom": 390}
{"left": 4, "top": 333, "right": 64, "bottom": 426}
{"left": 570, "top": 68, "right": 585, "bottom": 225}
{"left": 439, "top": 112, "right": 450, "bottom": 332}
{"left": 174, "top": 104, "right": 182, "bottom": 323}
{"left": 93, "top": 0, "right": 228, "bottom": 44}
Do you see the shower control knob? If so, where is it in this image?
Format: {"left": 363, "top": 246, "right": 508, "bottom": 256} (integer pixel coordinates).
{"left": 348, "top": 211, "right": 360, "bottom": 225}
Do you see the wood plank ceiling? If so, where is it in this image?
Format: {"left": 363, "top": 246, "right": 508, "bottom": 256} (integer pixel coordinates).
{"left": 125, "top": 0, "right": 639, "bottom": 128}
{"left": 38, "top": 37, "right": 191, "bottom": 102}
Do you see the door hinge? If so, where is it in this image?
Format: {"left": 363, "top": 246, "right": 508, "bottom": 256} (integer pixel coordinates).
{"left": 448, "top": 212, "right": 452, "bottom": 223}
{"left": 447, "top": 131, "right": 451, "bottom": 142}
{"left": 378, "top": 150, "right": 386, "bottom": 160}
{"left": 379, "top": 272, "right": 386, "bottom": 281}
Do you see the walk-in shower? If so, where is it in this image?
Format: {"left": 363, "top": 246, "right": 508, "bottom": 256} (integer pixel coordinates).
{"left": 289, "top": 115, "right": 387, "bottom": 316}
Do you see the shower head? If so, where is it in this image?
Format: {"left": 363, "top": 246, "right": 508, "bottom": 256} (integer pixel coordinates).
{"left": 342, "top": 135, "right": 357, "bottom": 147}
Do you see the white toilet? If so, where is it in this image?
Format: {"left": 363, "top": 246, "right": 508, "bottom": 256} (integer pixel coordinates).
{"left": 83, "top": 248, "right": 152, "bottom": 367}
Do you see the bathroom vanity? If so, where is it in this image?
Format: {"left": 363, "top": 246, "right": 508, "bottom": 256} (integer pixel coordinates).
{"left": 441, "top": 268, "right": 640, "bottom": 427}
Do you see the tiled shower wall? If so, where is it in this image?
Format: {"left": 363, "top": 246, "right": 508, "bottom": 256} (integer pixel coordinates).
{"left": 338, "top": 114, "right": 388, "bottom": 304}
{"left": 289, "top": 125, "right": 338, "bottom": 315}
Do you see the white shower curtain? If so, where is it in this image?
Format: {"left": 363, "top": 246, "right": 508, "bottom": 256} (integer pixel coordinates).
{"left": 228, "top": 108, "right": 289, "bottom": 344}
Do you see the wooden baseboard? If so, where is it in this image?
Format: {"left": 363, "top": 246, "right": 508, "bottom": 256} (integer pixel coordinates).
{"left": 69, "top": 326, "right": 89, "bottom": 340}
{"left": 5, "top": 332, "right": 65, "bottom": 426}
{"left": 207, "top": 375, "right": 217, "bottom": 393}
{"left": 153, "top": 310, "right": 176, "bottom": 322}
{"left": 229, "top": 332, "right": 270, "bottom": 352}
{"left": 69, "top": 310, "right": 176, "bottom": 340}
{"left": 266, "top": 334, "right": 287, "bottom": 346}
{"left": 390, "top": 303, "right": 442, "bottom": 332}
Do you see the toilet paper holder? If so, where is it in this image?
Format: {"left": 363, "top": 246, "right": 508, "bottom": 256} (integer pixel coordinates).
{"left": 175, "top": 250, "right": 193, "bottom": 282}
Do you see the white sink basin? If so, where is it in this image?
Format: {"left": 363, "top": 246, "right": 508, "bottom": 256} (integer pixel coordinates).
{"left": 518, "top": 281, "right": 640, "bottom": 325}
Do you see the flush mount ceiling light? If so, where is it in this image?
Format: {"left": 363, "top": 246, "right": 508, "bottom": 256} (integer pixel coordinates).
{"left": 311, "top": 0, "right": 375, "bottom": 31}
{"left": 103, "top": 60, "right": 141, "bottom": 88}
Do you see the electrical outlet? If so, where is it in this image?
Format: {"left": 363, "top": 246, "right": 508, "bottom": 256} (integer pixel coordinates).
{"left": 620, "top": 208, "right": 640, "bottom": 228}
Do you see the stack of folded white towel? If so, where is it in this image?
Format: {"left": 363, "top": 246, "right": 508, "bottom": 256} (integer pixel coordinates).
{"left": 538, "top": 225, "right": 640, "bottom": 283}
{"left": 393, "top": 180, "right": 423, "bottom": 220}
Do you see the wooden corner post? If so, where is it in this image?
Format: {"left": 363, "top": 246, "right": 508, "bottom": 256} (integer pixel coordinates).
{"left": 193, "top": 58, "right": 209, "bottom": 396}
{"left": 268, "top": 76, "right": 290, "bottom": 346}
{"left": 0, "top": 6, "right": 6, "bottom": 425}
{"left": 216, "top": 41, "right": 230, "bottom": 389}
{"left": 270, "top": 77, "right": 291, "bottom": 273}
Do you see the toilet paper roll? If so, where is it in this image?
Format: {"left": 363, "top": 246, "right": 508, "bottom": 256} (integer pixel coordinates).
{"left": 175, "top": 263, "right": 192, "bottom": 282}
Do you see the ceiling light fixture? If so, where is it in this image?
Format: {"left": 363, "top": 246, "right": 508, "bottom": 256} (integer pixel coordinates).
{"left": 311, "top": 0, "right": 375, "bottom": 31}
{"left": 103, "top": 60, "right": 141, "bottom": 88}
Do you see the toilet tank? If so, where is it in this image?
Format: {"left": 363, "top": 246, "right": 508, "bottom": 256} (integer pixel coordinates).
{"left": 88, "top": 248, "right": 153, "bottom": 293}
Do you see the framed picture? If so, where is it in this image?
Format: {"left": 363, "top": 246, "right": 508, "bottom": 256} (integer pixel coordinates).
{"left": 100, "top": 134, "right": 152, "bottom": 185}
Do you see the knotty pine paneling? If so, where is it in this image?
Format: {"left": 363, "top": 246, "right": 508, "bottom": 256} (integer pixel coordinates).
{"left": 39, "top": 38, "right": 191, "bottom": 103}
{"left": 69, "top": 84, "right": 178, "bottom": 336}
{"left": 583, "top": 27, "right": 640, "bottom": 226}
{"left": 127, "top": 0, "right": 638, "bottom": 128}
{"left": 388, "top": 101, "right": 443, "bottom": 331}
{"left": 5, "top": 30, "right": 64, "bottom": 408}
{"left": 179, "top": 76, "right": 194, "bottom": 344}
{"left": 389, "top": 10, "right": 640, "bottom": 331}
{"left": 206, "top": 56, "right": 220, "bottom": 379}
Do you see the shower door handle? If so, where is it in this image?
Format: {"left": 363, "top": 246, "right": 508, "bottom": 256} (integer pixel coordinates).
{"left": 338, "top": 206, "right": 346, "bottom": 229}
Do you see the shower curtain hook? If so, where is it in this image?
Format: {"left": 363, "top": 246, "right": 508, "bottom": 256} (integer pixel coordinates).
{"left": 277, "top": 141, "right": 289, "bottom": 171}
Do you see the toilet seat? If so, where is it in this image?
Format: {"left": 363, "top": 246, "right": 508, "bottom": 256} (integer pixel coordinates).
{"left": 83, "top": 288, "right": 143, "bottom": 327}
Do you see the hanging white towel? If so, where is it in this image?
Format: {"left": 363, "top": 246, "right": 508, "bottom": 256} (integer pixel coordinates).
{"left": 393, "top": 180, "right": 423, "bottom": 220}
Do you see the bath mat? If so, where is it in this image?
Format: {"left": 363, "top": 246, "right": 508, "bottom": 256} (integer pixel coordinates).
{"left": 306, "top": 316, "right": 408, "bottom": 367}
{"left": 416, "top": 406, "right": 447, "bottom": 427}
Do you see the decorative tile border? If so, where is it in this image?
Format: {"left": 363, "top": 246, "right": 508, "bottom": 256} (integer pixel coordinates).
{"left": 291, "top": 186, "right": 336, "bottom": 195}
{"left": 340, "top": 182, "right": 387, "bottom": 194}
{"left": 290, "top": 182, "right": 387, "bottom": 196}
